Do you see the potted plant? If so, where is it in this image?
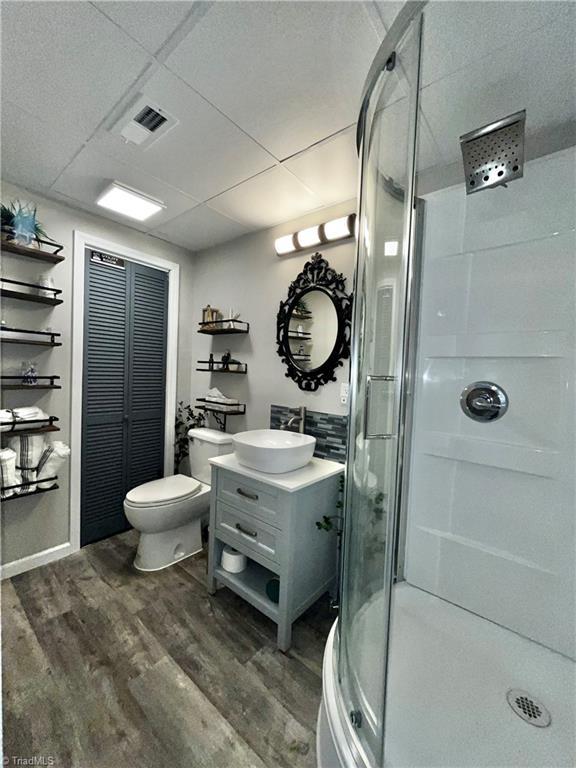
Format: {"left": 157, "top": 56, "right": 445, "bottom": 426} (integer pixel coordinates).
{"left": 174, "top": 401, "right": 206, "bottom": 473}
{"left": 1, "top": 200, "right": 54, "bottom": 247}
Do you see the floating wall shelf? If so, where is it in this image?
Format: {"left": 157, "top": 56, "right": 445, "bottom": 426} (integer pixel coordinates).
{"left": 197, "top": 319, "right": 250, "bottom": 336}
{"left": 0, "top": 327, "right": 62, "bottom": 347}
{"left": 1, "top": 278, "right": 63, "bottom": 306}
{"left": 1, "top": 478, "right": 59, "bottom": 502}
{"left": 195, "top": 398, "right": 246, "bottom": 416}
{"left": 195, "top": 398, "right": 246, "bottom": 432}
{"left": 1, "top": 375, "right": 61, "bottom": 390}
{"left": 196, "top": 361, "right": 247, "bottom": 375}
{"left": 1, "top": 416, "right": 59, "bottom": 437}
{"left": 1, "top": 237, "right": 64, "bottom": 264}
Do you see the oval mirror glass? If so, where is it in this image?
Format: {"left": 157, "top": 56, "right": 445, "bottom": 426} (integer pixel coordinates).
{"left": 287, "top": 289, "right": 338, "bottom": 371}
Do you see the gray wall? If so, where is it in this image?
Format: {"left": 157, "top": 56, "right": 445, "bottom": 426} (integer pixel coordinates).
{"left": 190, "top": 199, "right": 356, "bottom": 432}
{"left": 1, "top": 180, "right": 195, "bottom": 567}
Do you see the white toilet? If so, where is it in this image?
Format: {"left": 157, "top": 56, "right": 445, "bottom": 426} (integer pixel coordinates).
{"left": 124, "top": 428, "right": 233, "bottom": 571}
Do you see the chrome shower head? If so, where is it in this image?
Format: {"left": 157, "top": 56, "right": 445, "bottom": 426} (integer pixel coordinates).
{"left": 460, "top": 110, "right": 526, "bottom": 194}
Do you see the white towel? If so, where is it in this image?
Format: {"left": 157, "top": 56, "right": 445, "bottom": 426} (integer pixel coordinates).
{"left": 205, "top": 396, "right": 240, "bottom": 405}
{"left": 37, "top": 442, "right": 70, "bottom": 489}
{"left": 7, "top": 434, "right": 46, "bottom": 492}
{"left": 0, "top": 448, "right": 19, "bottom": 499}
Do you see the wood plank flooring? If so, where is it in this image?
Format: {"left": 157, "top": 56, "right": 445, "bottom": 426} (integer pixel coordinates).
{"left": 2, "top": 530, "right": 335, "bottom": 768}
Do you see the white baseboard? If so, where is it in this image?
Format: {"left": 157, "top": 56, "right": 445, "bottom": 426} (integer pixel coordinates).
{"left": 1, "top": 542, "right": 72, "bottom": 580}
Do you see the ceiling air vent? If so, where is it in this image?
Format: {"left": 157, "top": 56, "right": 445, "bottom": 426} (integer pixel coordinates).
{"left": 113, "top": 96, "right": 178, "bottom": 149}
{"left": 134, "top": 106, "right": 167, "bottom": 133}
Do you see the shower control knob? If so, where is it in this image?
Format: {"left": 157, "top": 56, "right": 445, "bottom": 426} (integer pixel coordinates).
{"left": 350, "top": 710, "right": 363, "bottom": 728}
{"left": 460, "top": 381, "right": 509, "bottom": 423}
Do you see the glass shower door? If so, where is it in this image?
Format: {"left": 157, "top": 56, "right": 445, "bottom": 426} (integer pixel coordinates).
{"left": 338, "top": 14, "right": 422, "bottom": 767}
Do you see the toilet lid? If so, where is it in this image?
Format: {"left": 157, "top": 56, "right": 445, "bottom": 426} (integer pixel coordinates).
{"left": 126, "top": 474, "right": 202, "bottom": 507}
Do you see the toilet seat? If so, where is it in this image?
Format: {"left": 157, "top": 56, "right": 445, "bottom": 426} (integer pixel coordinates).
{"left": 125, "top": 474, "right": 202, "bottom": 508}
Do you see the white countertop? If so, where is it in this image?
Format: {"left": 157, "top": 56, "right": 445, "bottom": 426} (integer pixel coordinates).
{"left": 209, "top": 453, "right": 344, "bottom": 492}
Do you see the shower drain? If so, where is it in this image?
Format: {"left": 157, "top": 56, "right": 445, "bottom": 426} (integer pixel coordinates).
{"left": 506, "top": 689, "right": 551, "bottom": 728}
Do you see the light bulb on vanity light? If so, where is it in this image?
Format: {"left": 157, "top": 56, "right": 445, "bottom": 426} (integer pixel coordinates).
{"left": 274, "top": 234, "right": 297, "bottom": 255}
{"left": 323, "top": 215, "right": 354, "bottom": 241}
{"left": 296, "top": 226, "right": 321, "bottom": 249}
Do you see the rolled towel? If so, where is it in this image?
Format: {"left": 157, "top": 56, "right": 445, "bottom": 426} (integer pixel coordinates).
{"left": 0, "top": 409, "right": 17, "bottom": 432}
{"left": 7, "top": 434, "right": 46, "bottom": 493}
{"left": 12, "top": 406, "right": 46, "bottom": 420}
{"left": 37, "top": 442, "right": 70, "bottom": 489}
{"left": 0, "top": 407, "right": 49, "bottom": 432}
{"left": 0, "top": 448, "right": 19, "bottom": 499}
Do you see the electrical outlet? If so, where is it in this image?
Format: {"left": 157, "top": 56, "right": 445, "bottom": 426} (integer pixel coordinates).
{"left": 340, "top": 382, "right": 350, "bottom": 405}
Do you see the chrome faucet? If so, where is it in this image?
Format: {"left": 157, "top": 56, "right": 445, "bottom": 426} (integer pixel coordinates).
{"left": 280, "top": 406, "right": 306, "bottom": 433}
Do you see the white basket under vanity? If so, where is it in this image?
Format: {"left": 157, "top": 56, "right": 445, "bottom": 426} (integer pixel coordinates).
{"left": 207, "top": 454, "right": 343, "bottom": 651}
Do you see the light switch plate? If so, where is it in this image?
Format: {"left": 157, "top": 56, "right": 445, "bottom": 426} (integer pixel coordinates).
{"left": 340, "top": 382, "right": 350, "bottom": 405}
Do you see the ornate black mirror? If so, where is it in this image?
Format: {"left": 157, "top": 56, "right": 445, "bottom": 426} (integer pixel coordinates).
{"left": 276, "top": 252, "right": 352, "bottom": 391}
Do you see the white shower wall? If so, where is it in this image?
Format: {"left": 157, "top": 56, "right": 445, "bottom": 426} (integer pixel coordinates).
{"left": 405, "top": 147, "right": 576, "bottom": 659}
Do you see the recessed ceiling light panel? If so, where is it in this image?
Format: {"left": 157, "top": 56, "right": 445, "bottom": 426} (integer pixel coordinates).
{"left": 96, "top": 182, "right": 165, "bottom": 222}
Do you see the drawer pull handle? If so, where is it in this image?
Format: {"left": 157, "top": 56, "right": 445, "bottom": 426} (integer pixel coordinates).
{"left": 236, "top": 487, "right": 259, "bottom": 501}
{"left": 235, "top": 522, "right": 257, "bottom": 538}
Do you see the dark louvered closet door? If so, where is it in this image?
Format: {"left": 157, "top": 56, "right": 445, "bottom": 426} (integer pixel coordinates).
{"left": 127, "top": 263, "right": 168, "bottom": 490}
{"left": 81, "top": 250, "right": 168, "bottom": 546}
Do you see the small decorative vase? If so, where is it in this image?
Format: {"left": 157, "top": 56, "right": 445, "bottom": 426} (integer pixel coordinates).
{"left": 21, "top": 361, "right": 38, "bottom": 386}
{"left": 12, "top": 211, "right": 37, "bottom": 246}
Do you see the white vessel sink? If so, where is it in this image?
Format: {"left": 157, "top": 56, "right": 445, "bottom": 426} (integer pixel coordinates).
{"left": 233, "top": 429, "right": 316, "bottom": 474}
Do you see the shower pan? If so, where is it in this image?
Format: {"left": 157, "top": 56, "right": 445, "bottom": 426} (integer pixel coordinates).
{"left": 317, "top": 2, "right": 576, "bottom": 767}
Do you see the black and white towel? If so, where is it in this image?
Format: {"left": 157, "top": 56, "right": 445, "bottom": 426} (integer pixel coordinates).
{"left": 7, "top": 434, "right": 46, "bottom": 493}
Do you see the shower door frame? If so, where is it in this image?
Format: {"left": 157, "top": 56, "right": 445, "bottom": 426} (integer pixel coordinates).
{"left": 335, "top": 3, "right": 426, "bottom": 765}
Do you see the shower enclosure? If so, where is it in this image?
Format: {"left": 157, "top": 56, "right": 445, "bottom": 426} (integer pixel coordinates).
{"left": 318, "top": 2, "right": 576, "bottom": 766}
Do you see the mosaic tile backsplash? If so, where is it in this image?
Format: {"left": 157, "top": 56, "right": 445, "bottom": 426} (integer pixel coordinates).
{"left": 270, "top": 405, "right": 348, "bottom": 463}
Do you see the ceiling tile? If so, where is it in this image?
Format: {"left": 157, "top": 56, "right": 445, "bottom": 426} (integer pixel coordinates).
{"left": 151, "top": 205, "right": 251, "bottom": 251}
{"left": 421, "top": 17, "right": 576, "bottom": 167}
{"left": 165, "top": 1, "right": 382, "bottom": 159}
{"left": 419, "top": 0, "right": 568, "bottom": 87}
{"left": 90, "top": 67, "right": 275, "bottom": 201}
{"left": 52, "top": 147, "right": 198, "bottom": 232}
{"left": 283, "top": 128, "right": 358, "bottom": 206}
{"left": 1, "top": 1, "right": 150, "bottom": 139}
{"left": 207, "top": 167, "right": 325, "bottom": 229}
{"left": 1, "top": 101, "right": 85, "bottom": 191}
{"left": 94, "top": 1, "right": 195, "bottom": 54}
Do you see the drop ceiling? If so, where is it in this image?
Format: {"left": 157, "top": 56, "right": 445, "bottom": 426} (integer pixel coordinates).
{"left": 1, "top": 1, "right": 574, "bottom": 253}
{"left": 1, "top": 1, "right": 383, "bottom": 252}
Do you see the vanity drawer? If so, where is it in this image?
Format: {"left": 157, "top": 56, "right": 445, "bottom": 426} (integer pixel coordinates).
{"left": 215, "top": 501, "right": 280, "bottom": 564}
{"left": 217, "top": 470, "right": 282, "bottom": 529}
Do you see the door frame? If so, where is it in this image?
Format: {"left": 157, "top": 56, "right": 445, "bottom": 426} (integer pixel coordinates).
{"left": 70, "top": 231, "right": 180, "bottom": 553}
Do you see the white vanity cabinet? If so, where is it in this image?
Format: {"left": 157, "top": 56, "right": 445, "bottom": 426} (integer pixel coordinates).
{"left": 207, "top": 454, "right": 343, "bottom": 651}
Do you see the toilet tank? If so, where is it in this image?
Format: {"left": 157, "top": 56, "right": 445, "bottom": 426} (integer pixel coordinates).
{"left": 187, "top": 428, "right": 233, "bottom": 485}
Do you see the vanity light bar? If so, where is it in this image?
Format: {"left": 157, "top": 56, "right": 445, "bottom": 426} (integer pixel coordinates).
{"left": 275, "top": 213, "right": 356, "bottom": 255}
